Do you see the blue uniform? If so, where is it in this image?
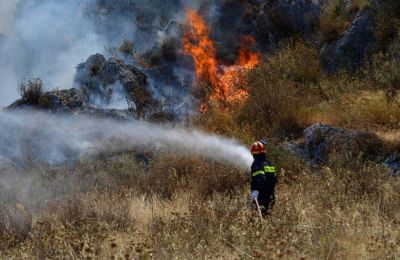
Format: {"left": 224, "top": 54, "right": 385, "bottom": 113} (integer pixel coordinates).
{"left": 251, "top": 154, "right": 277, "bottom": 214}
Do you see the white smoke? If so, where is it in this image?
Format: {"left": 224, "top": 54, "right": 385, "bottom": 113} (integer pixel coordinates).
{"left": 0, "top": 0, "right": 19, "bottom": 35}
{"left": 0, "top": 110, "right": 253, "bottom": 169}
{"left": 0, "top": 0, "right": 104, "bottom": 107}
{"left": 0, "top": 0, "right": 204, "bottom": 108}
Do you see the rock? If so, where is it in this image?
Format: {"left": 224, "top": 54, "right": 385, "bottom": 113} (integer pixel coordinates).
{"left": 74, "top": 53, "right": 159, "bottom": 116}
{"left": 384, "top": 154, "right": 400, "bottom": 176}
{"left": 7, "top": 53, "right": 178, "bottom": 121}
{"left": 8, "top": 88, "right": 83, "bottom": 112}
{"left": 287, "top": 123, "right": 385, "bottom": 164}
{"left": 320, "top": 10, "right": 375, "bottom": 72}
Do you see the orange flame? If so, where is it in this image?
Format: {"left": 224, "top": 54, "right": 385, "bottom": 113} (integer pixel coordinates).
{"left": 183, "top": 10, "right": 260, "bottom": 110}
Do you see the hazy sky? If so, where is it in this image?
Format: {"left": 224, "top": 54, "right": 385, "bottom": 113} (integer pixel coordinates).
{"left": 0, "top": 0, "right": 19, "bottom": 35}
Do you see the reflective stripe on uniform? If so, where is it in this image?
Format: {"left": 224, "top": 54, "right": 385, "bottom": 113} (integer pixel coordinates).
{"left": 252, "top": 170, "right": 265, "bottom": 177}
{"left": 264, "top": 166, "right": 276, "bottom": 173}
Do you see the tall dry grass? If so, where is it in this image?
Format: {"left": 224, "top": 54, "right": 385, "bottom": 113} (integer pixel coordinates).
{"left": 1, "top": 154, "right": 399, "bottom": 259}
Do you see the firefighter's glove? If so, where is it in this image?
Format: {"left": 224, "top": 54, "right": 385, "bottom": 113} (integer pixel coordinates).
{"left": 251, "top": 190, "right": 259, "bottom": 200}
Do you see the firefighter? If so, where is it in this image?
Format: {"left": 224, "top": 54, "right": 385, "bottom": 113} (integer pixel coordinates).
{"left": 250, "top": 140, "right": 277, "bottom": 215}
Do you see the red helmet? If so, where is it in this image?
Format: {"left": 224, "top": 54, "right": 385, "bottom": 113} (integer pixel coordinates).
{"left": 251, "top": 141, "right": 266, "bottom": 155}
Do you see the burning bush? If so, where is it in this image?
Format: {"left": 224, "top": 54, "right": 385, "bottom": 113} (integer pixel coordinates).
{"left": 183, "top": 9, "right": 260, "bottom": 111}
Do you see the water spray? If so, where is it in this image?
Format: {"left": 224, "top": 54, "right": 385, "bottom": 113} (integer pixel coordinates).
{"left": 0, "top": 110, "right": 253, "bottom": 169}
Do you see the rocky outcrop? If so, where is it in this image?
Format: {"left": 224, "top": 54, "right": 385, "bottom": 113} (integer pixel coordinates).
{"left": 7, "top": 54, "right": 180, "bottom": 121}
{"left": 320, "top": 10, "right": 375, "bottom": 72}
{"left": 74, "top": 54, "right": 159, "bottom": 116}
{"left": 7, "top": 88, "right": 134, "bottom": 119}
{"left": 286, "top": 123, "right": 385, "bottom": 164}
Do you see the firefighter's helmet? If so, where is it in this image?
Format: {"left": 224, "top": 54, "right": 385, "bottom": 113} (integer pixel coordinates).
{"left": 251, "top": 141, "right": 266, "bottom": 155}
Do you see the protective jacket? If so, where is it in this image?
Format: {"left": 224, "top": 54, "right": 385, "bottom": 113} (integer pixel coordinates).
{"left": 251, "top": 154, "right": 277, "bottom": 213}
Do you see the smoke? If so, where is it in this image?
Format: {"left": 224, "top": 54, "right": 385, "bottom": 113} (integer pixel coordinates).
{"left": 0, "top": 0, "right": 104, "bottom": 107}
{"left": 0, "top": 110, "right": 253, "bottom": 169}
{"left": 0, "top": 0, "right": 205, "bottom": 108}
{"left": 0, "top": 0, "right": 257, "bottom": 110}
{"left": 0, "top": 0, "right": 19, "bottom": 35}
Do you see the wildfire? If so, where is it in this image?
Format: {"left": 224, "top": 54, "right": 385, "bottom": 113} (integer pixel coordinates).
{"left": 183, "top": 9, "right": 260, "bottom": 110}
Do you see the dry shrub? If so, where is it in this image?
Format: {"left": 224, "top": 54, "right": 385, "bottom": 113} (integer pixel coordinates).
{"left": 319, "top": 0, "right": 370, "bottom": 43}
{"left": 265, "top": 41, "right": 323, "bottom": 84}
{"left": 191, "top": 107, "right": 253, "bottom": 142}
{"left": 139, "top": 154, "right": 247, "bottom": 199}
{"left": 0, "top": 203, "right": 32, "bottom": 243}
{"left": 18, "top": 78, "right": 43, "bottom": 105}
{"left": 235, "top": 41, "right": 323, "bottom": 138}
{"left": 334, "top": 90, "right": 400, "bottom": 128}
{"left": 239, "top": 78, "right": 305, "bottom": 138}
{"left": 364, "top": 52, "right": 400, "bottom": 97}
{"left": 118, "top": 39, "right": 135, "bottom": 55}
{"left": 320, "top": 0, "right": 351, "bottom": 42}
{"left": 304, "top": 92, "right": 400, "bottom": 131}
{"left": 75, "top": 155, "right": 145, "bottom": 191}
{"left": 348, "top": 0, "right": 370, "bottom": 14}
{"left": 82, "top": 190, "right": 133, "bottom": 231}
{"left": 374, "top": 0, "right": 400, "bottom": 48}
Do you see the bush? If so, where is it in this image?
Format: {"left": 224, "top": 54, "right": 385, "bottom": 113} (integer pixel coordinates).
{"left": 364, "top": 52, "right": 400, "bottom": 96}
{"left": 264, "top": 41, "right": 323, "bottom": 84}
{"left": 139, "top": 154, "right": 247, "bottom": 199}
{"left": 320, "top": 0, "right": 352, "bottom": 42}
{"left": 374, "top": 0, "right": 400, "bottom": 49}
{"left": 18, "top": 78, "right": 43, "bottom": 105}
{"left": 236, "top": 42, "right": 322, "bottom": 138}
{"left": 0, "top": 203, "right": 32, "bottom": 243}
{"left": 118, "top": 39, "right": 135, "bottom": 55}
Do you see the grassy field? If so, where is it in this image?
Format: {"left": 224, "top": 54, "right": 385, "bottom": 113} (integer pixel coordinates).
{"left": 1, "top": 151, "right": 399, "bottom": 258}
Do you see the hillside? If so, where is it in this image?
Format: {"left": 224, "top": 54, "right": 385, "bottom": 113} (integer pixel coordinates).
{"left": 1, "top": 0, "right": 400, "bottom": 258}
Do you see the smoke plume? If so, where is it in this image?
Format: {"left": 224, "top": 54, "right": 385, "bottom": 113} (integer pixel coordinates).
{"left": 0, "top": 0, "right": 202, "bottom": 108}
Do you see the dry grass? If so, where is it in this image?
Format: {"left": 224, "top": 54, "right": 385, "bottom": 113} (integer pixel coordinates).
{"left": 301, "top": 90, "right": 400, "bottom": 130}
{"left": 1, "top": 153, "right": 399, "bottom": 259}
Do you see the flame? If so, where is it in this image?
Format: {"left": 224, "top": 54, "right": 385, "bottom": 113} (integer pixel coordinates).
{"left": 183, "top": 10, "right": 260, "bottom": 110}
